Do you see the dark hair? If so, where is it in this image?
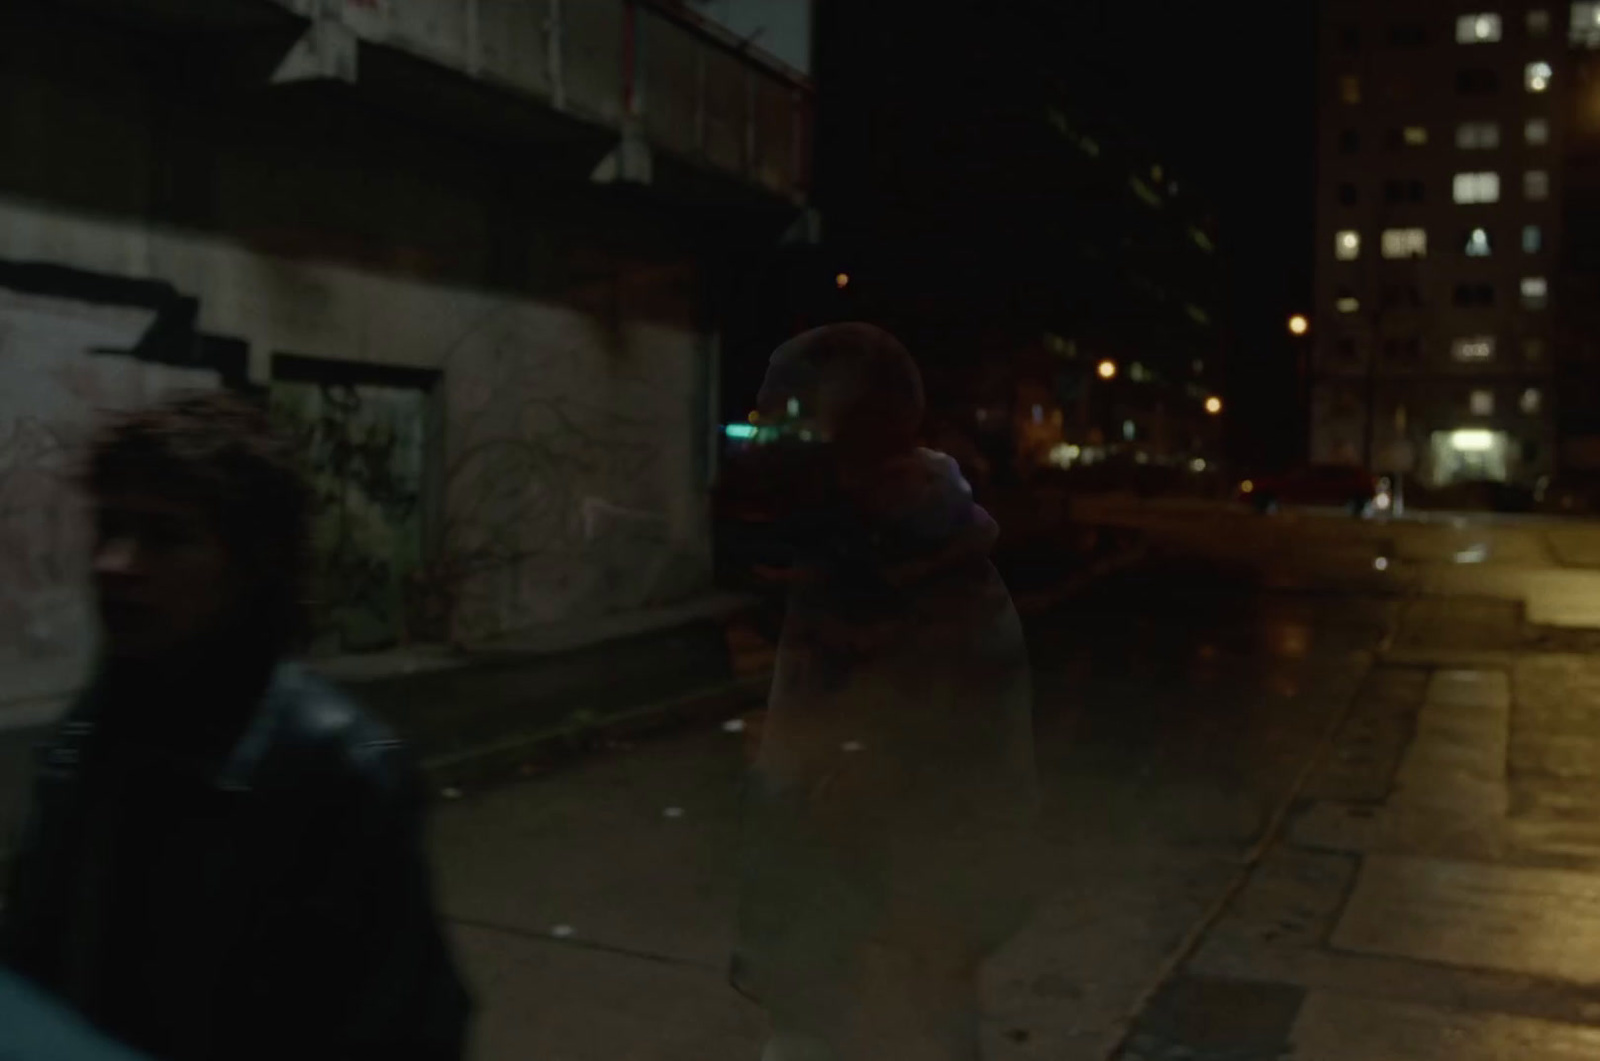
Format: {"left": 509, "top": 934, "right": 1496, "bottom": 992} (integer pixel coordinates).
{"left": 766, "top": 322, "right": 926, "bottom": 460}
{"left": 82, "top": 390, "right": 312, "bottom": 647}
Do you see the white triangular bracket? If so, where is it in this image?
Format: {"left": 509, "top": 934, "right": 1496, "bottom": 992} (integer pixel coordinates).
{"left": 780, "top": 207, "right": 823, "bottom": 247}
{"left": 271, "top": 17, "right": 359, "bottom": 85}
{"left": 591, "top": 122, "right": 654, "bottom": 186}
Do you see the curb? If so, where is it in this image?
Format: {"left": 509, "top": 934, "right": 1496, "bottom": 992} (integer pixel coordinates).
{"left": 424, "top": 537, "right": 1151, "bottom": 795}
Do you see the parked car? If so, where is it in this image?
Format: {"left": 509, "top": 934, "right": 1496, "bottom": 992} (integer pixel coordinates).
{"left": 1238, "top": 464, "right": 1383, "bottom": 516}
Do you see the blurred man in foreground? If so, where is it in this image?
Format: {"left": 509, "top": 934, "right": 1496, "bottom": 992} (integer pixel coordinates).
{"left": 0, "top": 392, "right": 470, "bottom": 1061}
{"left": 733, "top": 324, "right": 1041, "bottom": 1061}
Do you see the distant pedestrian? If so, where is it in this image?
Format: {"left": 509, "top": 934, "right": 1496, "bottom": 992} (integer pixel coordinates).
{"left": 732, "top": 324, "right": 1041, "bottom": 1061}
{"left": 0, "top": 392, "right": 471, "bottom": 1061}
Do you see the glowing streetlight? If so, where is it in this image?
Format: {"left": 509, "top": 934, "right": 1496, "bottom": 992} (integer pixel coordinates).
{"left": 835, "top": 272, "right": 851, "bottom": 290}
{"left": 1205, "top": 396, "right": 1224, "bottom": 416}
{"left": 1288, "top": 314, "right": 1310, "bottom": 336}
{"left": 1096, "top": 359, "right": 1118, "bottom": 380}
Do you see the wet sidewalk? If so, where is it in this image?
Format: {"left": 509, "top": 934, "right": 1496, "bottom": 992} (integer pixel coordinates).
{"left": 1115, "top": 603, "right": 1600, "bottom": 1059}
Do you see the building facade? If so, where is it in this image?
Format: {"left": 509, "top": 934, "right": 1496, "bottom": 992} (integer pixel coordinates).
{"left": 0, "top": 0, "right": 813, "bottom": 700}
{"left": 1314, "top": 0, "right": 1580, "bottom": 487}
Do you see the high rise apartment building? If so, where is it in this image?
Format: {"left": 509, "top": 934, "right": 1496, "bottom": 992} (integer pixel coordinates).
{"left": 1313, "top": 1, "right": 1592, "bottom": 486}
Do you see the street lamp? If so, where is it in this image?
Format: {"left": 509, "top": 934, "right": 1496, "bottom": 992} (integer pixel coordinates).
{"left": 1205, "top": 396, "right": 1223, "bottom": 416}
{"left": 1288, "top": 314, "right": 1310, "bottom": 337}
{"left": 1096, "top": 359, "right": 1118, "bottom": 380}
{"left": 835, "top": 272, "right": 851, "bottom": 290}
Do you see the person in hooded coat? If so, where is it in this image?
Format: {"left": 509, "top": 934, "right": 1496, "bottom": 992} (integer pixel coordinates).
{"left": 731, "top": 324, "right": 1041, "bottom": 1061}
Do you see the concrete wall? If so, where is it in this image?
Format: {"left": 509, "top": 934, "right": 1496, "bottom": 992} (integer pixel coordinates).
{"left": 0, "top": 198, "right": 712, "bottom": 663}
{"left": 0, "top": 285, "right": 219, "bottom": 702}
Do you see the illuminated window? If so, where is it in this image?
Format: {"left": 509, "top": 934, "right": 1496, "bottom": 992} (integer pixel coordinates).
{"left": 1526, "top": 170, "right": 1551, "bottom": 199}
{"left": 1453, "top": 172, "right": 1501, "bottom": 203}
{"left": 1453, "top": 337, "right": 1497, "bottom": 362}
{"left": 1458, "top": 13, "right": 1504, "bottom": 42}
{"left": 1529, "top": 9, "right": 1552, "bottom": 36}
{"left": 1458, "top": 121, "right": 1501, "bottom": 148}
{"left": 1471, "top": 389, "right": 1496, "bottom": 415}
{"left": 1336, "top": 290, "right": 1362, "bottom": 314}
{"left": 1382, "top": 228, "right": 1427, "bottom": 259}
{"left": 1466, "top": 227, "right": 1493, "bottom": 256}
{"left": 1340, "top": 75, "right": 1362, "bottom": 104}
{"left": 1527, "top": 61, "right": 1554, "bottom": 91}
{"left": 1522, "top": 276, "right": 1550, "bottom": 309}
{"left": 1521, "top": 387, "right": 1543, "bottom": 414}
{"left": 1525, "top": 225, "right": 1544, "bottom": 253}
{"left": 1404, "top": 126, "right": 1429, "bottom": 146}
{"left": 1336, "top": 230, "right": 1362, "bottom": 260}
{"left": 1527, "top": 117, "right": 1551, "bottom": 144}
{"left": 1573, "top": 2, "right": 1600, "bottom": 47}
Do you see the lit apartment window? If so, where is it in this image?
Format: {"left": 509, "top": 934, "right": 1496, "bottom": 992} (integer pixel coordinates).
{"left": 1336, "top": 230, "right": 1362, "bottom": 260}
{"left": 1458, "top": 13, "right": 1504, "bottom": 41}
{"left": 1340, "top": 76, "right": 1362, "bottom": 104}
{"left": 1453, "top": 337, "right": 1497, "bottom": 361}
{"left": 1404, "top": 126, "right": 1429, "bottom": 146}
{"left": 1525, "top": 170, "right": 1551, "bottom": 199}
{"left": 1523, "top": 276, "right": 1550, "bottom": 308}
{"left": 1528, "top": 61, "right": 1554, "bottom": 91}
{"left": 1525, "top": 225, "right": 1544, "bottom": 253}
{"left": 1527, "top": 117, "right": 1551, "bottom": 144}
{"left": 1574, "top": 2, "right": 1600, "bottom": 47}
{"left": 1521, "top": 387, "right": 1543, "bottom": 414}
{"left": 1336, "top": 290, "right": 1362, "bottom": 314}
{"left": 1453, "top": 172, "right": 1501, "bottom": 203}
{"left": 1458, "top": 121, "right": 1501, "bottom": 149}
{"left": 1529, "top": 9, "right": 1552, "bottom": 36}
{"left": 1471, "top": 389, "right": 1496, "bottom": 415}
{"left": 1466, "top": 227, "right": 1493, "bottom": 256}
{"left": 1382, "top": 228, "right": 1428, "bottom": 258}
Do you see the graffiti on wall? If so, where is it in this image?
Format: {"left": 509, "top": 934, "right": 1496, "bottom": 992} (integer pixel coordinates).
{"left": 421, "top": 306, "right": 705, "bottom": 646}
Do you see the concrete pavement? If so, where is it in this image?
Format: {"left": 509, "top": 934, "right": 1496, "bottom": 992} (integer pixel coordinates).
{"left": 1095, "top": 504, "right": 1600, "bottom": 1060}
{"left": 423, "top": 550, "right": 1388, "bottom": 1060}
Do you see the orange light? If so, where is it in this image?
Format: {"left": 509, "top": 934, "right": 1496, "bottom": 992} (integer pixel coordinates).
{"left": 1205, "top": 396, "right": 1224, "bottom": 415}
{"left": 1288, "top": 314, "right": 1310, "bottom": 336}
{"left": 1096, "top": 359, "right": 1118, "bottom": 380}
{"left": 747, "top": 410, "right": 759, "bottom": 424}
{"left": 1241, "top": 480, "right": 1255, "bottom": 494}
{"left": 835, "top": 272, "right": 850, "bottom": 289}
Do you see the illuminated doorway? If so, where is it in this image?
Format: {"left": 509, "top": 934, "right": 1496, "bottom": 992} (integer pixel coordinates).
{"left": 1430, "top": 429, "right": 1509, "bottom": 485}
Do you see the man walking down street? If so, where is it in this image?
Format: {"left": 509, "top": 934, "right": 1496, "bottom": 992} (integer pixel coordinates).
{"left": 0, "top": 392, "right": 471, "bottom": 1061}
{"left": 733, "top": 324, "right": 1042, "bottom": 1061}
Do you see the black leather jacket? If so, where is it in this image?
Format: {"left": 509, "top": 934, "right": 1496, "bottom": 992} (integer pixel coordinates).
{"left": 0, "top": 663, "right": 471, "bottom": 1061}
